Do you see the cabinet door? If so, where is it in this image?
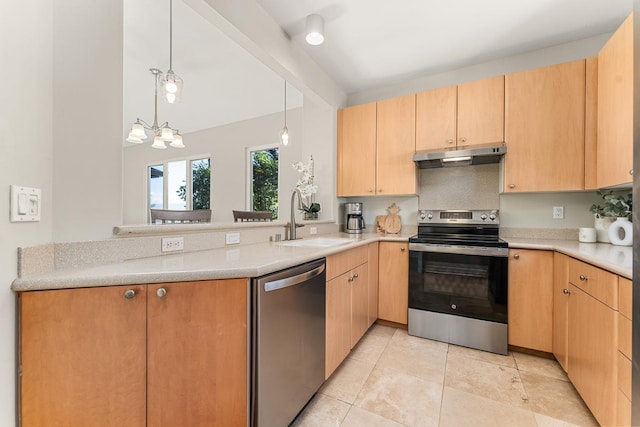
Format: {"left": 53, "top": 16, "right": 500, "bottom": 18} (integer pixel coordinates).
{"left": 337, "top": 102, "right": 377, "bottom": 196}
{"left": 20, "top": 286, "right": 147, "bottom": 427}
{"left": 416, "top": 85, "right": 457, "bottom": 151}
{"left": 457, "top": 75, "right": 504, "bottom": 147}
{"left": 378, "top": 242, "right": 409, "bottom": 324}
{"left": 367, "top": 242, "right": 380, "bottom": 327}
{"left": 568, "top": 285, "right": 617, "bottom": 427}
{"left": 376, "top": 94, "right": 417, "bottom": 195}
{"left": 504, "top": 60, "right": 585, "bottom": 192}
{"left": 597, "top": 14, "right": 633, "bottom": 188}
{"left": 351, "top": 264, "right": 370, "bottom": 348}
{"left": 553, "top": 252, "right": 570, "bottom": 371}
{"left": 326, "top": 271, "right": 352, "bottom": 378}
{"left": 507, "top": 249, "right": 553, "bottom": 352}
{"left": 147, "top": 279, "right": 248, "bottom": 427}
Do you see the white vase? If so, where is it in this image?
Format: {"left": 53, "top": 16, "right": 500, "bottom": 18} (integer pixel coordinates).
{"left": 608, "top": 217, "right": 633, "bottom": 246}
{"left": 594, "top": 215, "right": 614, "bottom": 243}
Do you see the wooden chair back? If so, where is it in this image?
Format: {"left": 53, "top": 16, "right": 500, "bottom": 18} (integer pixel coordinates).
{"left": 150, "top": 209, "right": 212, "bottom": 224}
{"left": 232, "top": 210, "right": 273, "bottom": 222}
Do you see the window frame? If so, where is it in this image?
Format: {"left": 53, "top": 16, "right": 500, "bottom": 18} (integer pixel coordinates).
{"left": 245, "top": 143, "right": 279, "bottom": 216}
{"left": 145, "top": 153, "right": 211, "bottom": 223}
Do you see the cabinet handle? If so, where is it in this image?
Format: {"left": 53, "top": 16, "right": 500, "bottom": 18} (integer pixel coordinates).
{"left": 378, "top": 189, "right": 383, "bottom": 193}
{"left": 348, "top": 276, "right": 354, "bottom": 282}
{"left": 401, "top": 247, "right": 406, "bottom": 252}
{"left": 124, "top": 289, "right": 136, "bottom": 299}
{"left": 508, "top": 184, "right": 516, "bottom": 189}
{"left": 563, "top": 288, "right": 571, "bottom": 295}
{"left": 353, "top": 273, "right": 359, "bottom": 279}
{"left": 579, "top": 275, "right": 588, "bottom": 282}
{"left": 156, "top": 287, "right": 168, "bottom": 297}
{"left": 459, "top": 137, "right": 467, "bottom": 143}
{"left": 513, "top": 253, "right": 520, "bottom": 260}
{"left": 630, "top": 169, "right": 634, "bottom": 176}
{"left": 368, "top": 189, "right": 374, "bottom": 193}
{"left": 446, "top": 139, "right": 454, "bottom": 145}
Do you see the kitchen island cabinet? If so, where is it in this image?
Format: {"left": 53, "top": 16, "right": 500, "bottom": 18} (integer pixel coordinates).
{"left": 416, "top": 76, "right": 504, "bottom": 151}
{"left": 504, "top": 59, "right": 586, "bottom": 192}
{"left": 597, "top": 13, "right": 633, "bottom": 188}
{"left": 507, "top": 249, "right": 553, "bottom": 352}
{"left": 337, "top": 95, "right": 416, "bottom": 196}
{"left": 378, "top": 242, "right": 409, "bottom": 325}
{"left": 19, "top": 279, "right": 248, "bottom": 427}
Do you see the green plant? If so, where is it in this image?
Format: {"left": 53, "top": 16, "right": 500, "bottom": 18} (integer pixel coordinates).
{"left": 590, "top": 190, "right": 632, "bottom": 219}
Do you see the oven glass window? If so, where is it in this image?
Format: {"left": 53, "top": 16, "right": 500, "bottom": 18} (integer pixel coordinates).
{"left": 409, "top": 251, "right": 507, "bottom": 323}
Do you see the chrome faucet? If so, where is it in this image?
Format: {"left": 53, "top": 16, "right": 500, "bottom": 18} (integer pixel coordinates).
{"left": 287, "top": 188, "right": 305, "bottom": 240}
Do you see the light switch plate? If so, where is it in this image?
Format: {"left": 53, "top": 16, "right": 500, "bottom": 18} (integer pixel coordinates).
{"left": 10, "top": 185, "right": 41, "bottom": 222}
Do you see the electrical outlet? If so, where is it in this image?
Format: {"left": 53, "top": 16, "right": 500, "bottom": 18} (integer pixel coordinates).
{"left": 226, "top": 232, "right": 240, "bottom": 245}
{"left": 553, "top": 206, "right": 564, "bottom": 219}
{"left": 161, "top": 237, "right": 184, "bottom": 252}
{"left": 310, "top": 227, "right": 318, "bottom": 235}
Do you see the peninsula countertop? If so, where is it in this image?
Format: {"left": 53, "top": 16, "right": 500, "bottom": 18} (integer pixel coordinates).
{"left": 12, "top": 232, "right": 412, "bottom": 292}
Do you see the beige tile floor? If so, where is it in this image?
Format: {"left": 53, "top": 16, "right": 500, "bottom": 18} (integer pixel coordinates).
{"left": 292, "top": 325, "right": 599, "bottom": 427}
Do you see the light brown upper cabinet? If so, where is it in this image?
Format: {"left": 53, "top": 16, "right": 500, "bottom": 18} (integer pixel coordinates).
{"left": 337, "top": 95, "right": 417, "bottom": 196}
{"left": 416, "top": 76, "right": 504, "bottom": 152}
{"left": 597, "top": 13, "right": 633, "bottom": 188}
{"left": 504, "top": 59, "right": 586, "bottom": 192}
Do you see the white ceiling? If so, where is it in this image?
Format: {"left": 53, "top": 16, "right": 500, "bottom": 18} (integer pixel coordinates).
{"left": 123, "top": 0, "right": 303, "bottom": 138}
{"left": 256, "top": 0, "right": 633, "bottom": 94}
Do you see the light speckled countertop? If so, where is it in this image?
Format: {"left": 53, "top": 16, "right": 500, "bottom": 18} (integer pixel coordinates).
{"left": 504, "top": 238, "right": 632, "bottom": 279}
{"left": 11, "top": 232, "right": 411, "bottom": 292}
{"left": 12, "top": 232, "right": 632, "bottom": 292}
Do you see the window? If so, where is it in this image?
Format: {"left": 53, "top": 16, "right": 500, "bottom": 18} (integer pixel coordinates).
{"left": 248, "top": 145, "right": 278, "bottom": 219}
{"left": 147, "top": 156, "right": 211, "bottom": 222}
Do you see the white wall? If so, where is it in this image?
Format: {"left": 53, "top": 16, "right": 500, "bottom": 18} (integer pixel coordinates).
{"left": 52, "top": 0, "right": 123, "bottom": 242}
{"left": 123, "top": 109, "right": 304, "bottom": 224}
{"left": 0, "top": 2, "right": 54, "bottom": 425}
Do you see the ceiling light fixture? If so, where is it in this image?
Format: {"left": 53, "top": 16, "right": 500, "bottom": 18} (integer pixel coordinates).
{"left": 161, "top": 0, "right": 183, "bottom": 103}
{"left": 305, "top": 14, "right": 325, "bottom": 46}
{"left": 280, "top": 80, "right": 289, "bottom": 146}
{"left": 126, "top": 68, "right": 184, "bottom": 149}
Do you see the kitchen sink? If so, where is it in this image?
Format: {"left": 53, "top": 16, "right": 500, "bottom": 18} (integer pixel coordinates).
{"left": 276, "top": 237, "right": 354, "bottom": 248}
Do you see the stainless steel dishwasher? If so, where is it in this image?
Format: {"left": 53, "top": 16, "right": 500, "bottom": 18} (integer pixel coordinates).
{"left": 251, "top": 258, "right": 326, "bottom": 427}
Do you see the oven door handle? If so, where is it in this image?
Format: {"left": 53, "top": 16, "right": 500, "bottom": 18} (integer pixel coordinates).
{"left": 409, "top": 243, "right": 509, "bottom": 257}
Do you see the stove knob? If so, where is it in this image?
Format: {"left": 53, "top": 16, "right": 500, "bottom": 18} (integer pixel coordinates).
{"left": 480, "top": 213, "right": 487, "bottom": 221}
{"left": 489, "top": 213, "right": 497, "bottom": 221}
{"left": 427, "top": 213, "right": 433, "bottom": 220}
{"left": 419, "top": 211, "right": 426, "bottom": 220}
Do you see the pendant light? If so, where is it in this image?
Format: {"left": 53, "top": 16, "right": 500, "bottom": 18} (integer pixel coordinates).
{"left": 126, "top": 68, "right": 184, "bottom": 149}
{"left": 161, "top": 0, "right": 183, "bottom": 103}
{"left": 280, "top": 80, "right": 289, "bottom": 146}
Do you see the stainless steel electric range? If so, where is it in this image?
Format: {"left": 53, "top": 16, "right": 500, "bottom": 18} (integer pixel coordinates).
{"left": 408, "top": 209, "right": 509, "bottom": 355}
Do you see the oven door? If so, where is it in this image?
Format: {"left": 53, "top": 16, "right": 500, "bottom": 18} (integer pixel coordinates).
{"left": 408, "top": 243, "right": 508, "bottom": 324}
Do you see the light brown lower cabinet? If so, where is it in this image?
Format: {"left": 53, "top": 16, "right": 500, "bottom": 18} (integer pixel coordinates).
{"left": 552, "top": 252, "right": 570, "bottom": 371}
{"left": 367, "top": 242, "right": 379, "bottom": 328}
{"left": 19, "top": 279, "right": 248, "bottom": 427}
{"left": 325, "top": 246, "right": 369, "bottom": 378}
{"left": 507, "top": 249, "right": 553, "bottom": 352}
{"left": 378, "top": 242, "right": 409, "bottom": 324}
{"left": 617, "top": 277, "right": 633, "bottom": 426}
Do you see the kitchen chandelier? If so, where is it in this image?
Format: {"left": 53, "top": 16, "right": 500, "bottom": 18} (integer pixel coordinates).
{"left": 126, "top": 68, "right": 184, "bottom": 149}
{"left": 280, "top": 80, "right": 289, "bottom": 146}
{"left": 126, "top": 0, "right": 184, "bottom": 149}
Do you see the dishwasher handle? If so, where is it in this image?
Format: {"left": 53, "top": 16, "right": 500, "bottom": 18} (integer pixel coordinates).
{"left": 264, "top": 263, "right": 326, "bottom": 292}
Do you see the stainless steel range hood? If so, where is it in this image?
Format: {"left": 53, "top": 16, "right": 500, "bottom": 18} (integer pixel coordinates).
{"left": 413, "top": 143, "right": 507, "bottom": 169}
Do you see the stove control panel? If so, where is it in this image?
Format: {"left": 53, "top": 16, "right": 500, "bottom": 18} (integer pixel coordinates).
{"left": 418, "top": 209, "right": 499, "bottom": 225}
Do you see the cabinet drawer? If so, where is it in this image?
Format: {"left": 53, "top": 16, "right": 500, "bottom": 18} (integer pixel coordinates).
{"left": 619, "top": 313, "right": 632, "bottom": 359}
{"left": 619, "top": 277, "right": 632, "bottom": 319}
{"left": 326, "top": 245, "right": 368, "bottom": 280}
{"left": 618, "top": 351, "right": 632, "bottom": 400}
{"left": 569, "top": 258, "right": 618, "bottom": 309}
